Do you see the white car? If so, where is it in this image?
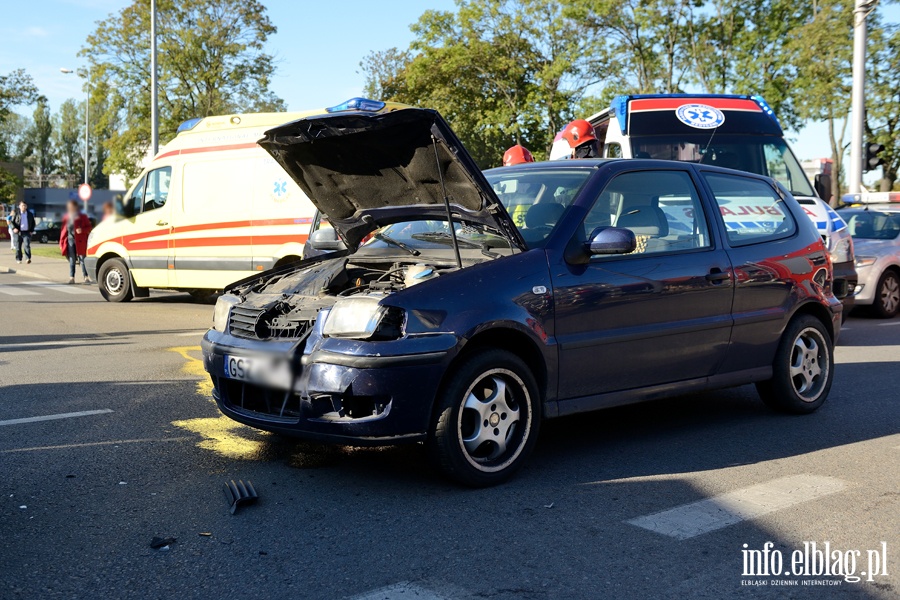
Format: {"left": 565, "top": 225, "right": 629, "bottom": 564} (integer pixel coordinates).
{"left": 839, "top": 206, "right": 900, "bottom": 318}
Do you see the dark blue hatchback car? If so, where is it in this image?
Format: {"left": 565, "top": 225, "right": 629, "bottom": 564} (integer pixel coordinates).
{"left": 202, "top": 107, "right": 840, "bottom": 486}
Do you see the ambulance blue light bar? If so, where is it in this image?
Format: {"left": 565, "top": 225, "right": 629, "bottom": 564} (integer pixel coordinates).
{"left": 177, "top": 117, "right": 203, "bottom": 133}
{"left": 326, "top": 97, "right": 386, "bottom": 113}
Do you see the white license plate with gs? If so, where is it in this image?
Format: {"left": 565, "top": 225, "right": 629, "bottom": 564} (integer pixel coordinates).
{"left": 223, "top": 354, "right": 292, "bottom": 389}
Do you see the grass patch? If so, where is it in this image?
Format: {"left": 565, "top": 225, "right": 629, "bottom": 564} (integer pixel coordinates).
{"left": 28, "top": 244, "right": 65, "bottom": 260}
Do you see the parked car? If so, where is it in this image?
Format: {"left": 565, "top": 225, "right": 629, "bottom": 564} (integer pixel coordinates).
{"left": 201, "top": 107, "right": 840, "bottom": 486}
{"left": 34, "top": 220, "right": 62, "bottom": 244}
{"left": 840, "top": 207, "right": 900, "bottom": 318}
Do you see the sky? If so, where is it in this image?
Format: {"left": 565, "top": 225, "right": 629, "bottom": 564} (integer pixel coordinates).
{"left": 0, "top": 0, "right": 897, "bottom": 174}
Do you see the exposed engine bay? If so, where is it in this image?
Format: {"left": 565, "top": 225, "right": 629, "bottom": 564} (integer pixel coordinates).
{"left": 222, "top": 257, "right": 466, "bottom": 342}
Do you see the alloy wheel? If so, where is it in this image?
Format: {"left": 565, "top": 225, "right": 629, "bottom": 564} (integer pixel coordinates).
{"left": 880, "top": 273, "right": 899, "bottom": 315}
{"left": 789, "top": 327, "right": 829, "bottom": 402}
{"left": 456, "top": 368, "right": 531, "bottom": 473}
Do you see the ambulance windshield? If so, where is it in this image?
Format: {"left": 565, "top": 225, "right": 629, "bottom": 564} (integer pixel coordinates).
{"left": 630, "top": 134, "right": 815, "bottom": 198}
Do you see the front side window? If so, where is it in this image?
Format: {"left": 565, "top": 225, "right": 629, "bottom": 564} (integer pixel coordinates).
{"left": 485, "top": 168, "right": 593, "bottom": 248}
{"left": 583, "top": 170, "right": 711, "bottom": 256}
{"left": 127, "top": 176, "right": 145, "bottom": 216}
{"left": 703, "top": 173, "right": 796, "bottom": 246}
{"left": 143, "top": 166, "right": 172, "bottom": 212}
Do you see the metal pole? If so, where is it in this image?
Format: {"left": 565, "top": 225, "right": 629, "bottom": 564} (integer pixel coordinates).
{"left": 84, "top": 67, "right": 90, "bottom": 185}
{"left": 150, "top": 0, "right": 159, "bottom": 157}
{"left": 848, "top": 0, "right": 870, "bottom": 194}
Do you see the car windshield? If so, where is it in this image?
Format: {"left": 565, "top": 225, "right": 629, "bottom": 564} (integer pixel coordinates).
{"left": 484, "top": 168, "right": 593, "bottom": 248}
{"left": 630, "top": 134, "right": 815, "bottom": 197}
{"left": 359, "top": 219, "right": 513, "bottom": 254}
{"left": 844, "top": 210, "right": 900, "bottom": 240}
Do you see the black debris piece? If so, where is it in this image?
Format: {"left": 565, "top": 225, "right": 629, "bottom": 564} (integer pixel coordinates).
{"left": 150, "top": 536, "right": 176, "bottom": 549}
{"left": 223, "top": 480, "right": 258, "bottom": 514}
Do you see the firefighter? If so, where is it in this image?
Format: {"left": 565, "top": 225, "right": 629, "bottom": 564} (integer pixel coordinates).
{"left": 502, "top": 144, "right": 535, "bottom": 166}
{"left": 561, "top": 119, "right": 600, "bottom": 159}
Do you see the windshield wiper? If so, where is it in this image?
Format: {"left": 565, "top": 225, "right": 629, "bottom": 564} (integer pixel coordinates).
{"left": 412, "top": 232, "right": 501, "bottom": 259}
{"left": 373, "top": 232, "right": 420, "bottom": 256}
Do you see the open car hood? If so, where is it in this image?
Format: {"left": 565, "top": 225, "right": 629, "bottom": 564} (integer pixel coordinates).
{"left": 258, "top": 108, "right": 526, "bottom": 251}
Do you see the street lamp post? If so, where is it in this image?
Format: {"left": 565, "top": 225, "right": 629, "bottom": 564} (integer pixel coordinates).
{"left": 60, "top": 67, "right": 90, "bottom": 186}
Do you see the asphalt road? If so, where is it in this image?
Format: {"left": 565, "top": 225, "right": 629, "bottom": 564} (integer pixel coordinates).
{"left": 1, "top": 271, "right": 898, "bottom": 600}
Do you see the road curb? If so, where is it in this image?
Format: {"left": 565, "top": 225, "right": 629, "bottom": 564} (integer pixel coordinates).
{"left": 0, "top": 267, "right": 51, "bottom": 280}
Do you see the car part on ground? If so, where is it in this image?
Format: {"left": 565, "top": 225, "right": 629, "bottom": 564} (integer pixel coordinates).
{"left": 223, "top": 480, "right": 258, "bottom": 514}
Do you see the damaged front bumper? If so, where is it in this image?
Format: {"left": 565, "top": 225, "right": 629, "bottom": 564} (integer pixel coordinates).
{"left": 201, "top": 327, "right": 457, "bottom": 445}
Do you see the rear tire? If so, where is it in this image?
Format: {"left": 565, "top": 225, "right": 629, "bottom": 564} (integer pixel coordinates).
{"left": 40, "top": 234, "right": 48, "bottom": 244}
{"left": 98, "top": 258, "right": 133, "bottom": 303}
{"left": 871, "top": 270, "right": 900, "bottom": 319}
{"left": 756, "top": 314, "right": 833, "bottom": 414}
{"left": 427, "top": 349, "right": 540, "bottom": 487}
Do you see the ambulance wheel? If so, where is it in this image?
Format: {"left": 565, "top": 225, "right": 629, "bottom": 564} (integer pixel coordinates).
{"left": 99, "top": 258, "right": 133, "bottom": 303}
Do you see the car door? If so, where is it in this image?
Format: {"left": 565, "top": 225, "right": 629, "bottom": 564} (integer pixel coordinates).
{"left": 125, "top": 165, "right": 173, "bottom": 288}
{"left": 551, "top": 166, "right": 734, "bottom": 401}
{"left": 697, "top": 170, "right": 804, "bottom": 375}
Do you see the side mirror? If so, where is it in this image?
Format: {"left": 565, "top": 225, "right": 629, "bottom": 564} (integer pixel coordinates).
{"left": 115, "top": 194, "right": 132, "bottom": 219}
{"left": 587, "top": 226, "right": 636, "bottom": 255}
{"left": 308, "top": 227, "right": 346, "bottom": 252}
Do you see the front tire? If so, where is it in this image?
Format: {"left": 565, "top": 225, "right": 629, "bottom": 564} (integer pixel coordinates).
{"left": 428, "top": 349, "right": 541, "bottom": 487}
{"left": 872, "top": 270, "right": 900, "bottom": 319}
{"left": 98, "top": 258, "right": 133, "bottom": 303}
{"left": 756, "top": 315, "right": 833, "bottom": 414}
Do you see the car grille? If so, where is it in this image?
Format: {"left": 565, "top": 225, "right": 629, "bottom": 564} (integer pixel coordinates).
{"left": 218, "top": 378, "right": 302, "bottom": 421}
{"left": 229, "top": 306, "right": 315, "bottom": 341}
{"left": 229, "top": 306, "right": 264, "bottom": 339}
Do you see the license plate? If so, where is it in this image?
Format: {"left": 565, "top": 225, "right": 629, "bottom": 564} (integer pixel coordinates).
{"left": 223, "top": 354, "right": 256, "bottom": 382}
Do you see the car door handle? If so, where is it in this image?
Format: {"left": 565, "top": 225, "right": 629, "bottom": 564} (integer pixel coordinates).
{"left": 706, "top": 269, "right": 730, "bottom": 283}
{"left": 156, "top": 221, "right": 168, "bottom": 226}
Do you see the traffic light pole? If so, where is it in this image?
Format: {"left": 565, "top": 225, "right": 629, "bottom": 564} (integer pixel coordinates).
{"left": 848, "top": 0, "right": 869, "bottom": 195}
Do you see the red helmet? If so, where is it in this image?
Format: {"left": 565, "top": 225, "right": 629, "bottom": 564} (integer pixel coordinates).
{"left": 561, "top": 119, "right": 597, "bottom": 149}
{"left": 503, "top": 145, "right": 535, "bottom": 166}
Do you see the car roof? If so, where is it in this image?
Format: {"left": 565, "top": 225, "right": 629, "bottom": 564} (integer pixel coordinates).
{"left": 484, "top": 158, "right": 776, "bottom": 183}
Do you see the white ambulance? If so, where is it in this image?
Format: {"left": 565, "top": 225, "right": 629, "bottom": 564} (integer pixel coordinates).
{"left": 86, "top": 99, "right": 407, "bottom": 302}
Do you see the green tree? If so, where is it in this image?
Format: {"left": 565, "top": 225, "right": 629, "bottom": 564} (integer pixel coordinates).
{"left": 789, "top": 0, "right": 854, "bottom": 204}
{"left": 0, "top": 112, "right": 32, "bottom": 163}
{"left": 53, "top": 98, "right": 84, "bottom": 182}
{"left": 0, "top": 69, "right": 39, "bottom": 127}
{"left": 81, "top": 0, "right": 285, "bottom": 178}
{"left": 361, "top": 0, "right": 596, "bottom": 167}
{"left": 23, "top": 98, "right": 54, "bottom": 188}
{"left": 0, "top": 168, "right": 22, "bottom": 203}
{"left": 867, "top": 23, "right": 900, "bottom": 191}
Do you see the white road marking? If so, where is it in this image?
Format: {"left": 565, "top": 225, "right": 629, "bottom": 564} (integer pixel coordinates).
{"left": 2, "top": 436, "right": 193, "bottom": 453}
{"left": 0, "top": 339, "right": 109, "bottom": 349}
{"left": 0, "top": 409, "right": 113, "bottom": 427}
{"left": 21, "top": 281, "right": 95, "bottom": 295}
{"left": 879, "top": 321, "right": 900, "bottom": 326}
{"left": 0, "top": 285, "right": 40, "bottom": 296}
{"left": 174, "top": 331, "right": 208, "bottom": 337}
{"left": 626, "top": 474, "right": 846, "bottom": 540}
{"left": 349, "top": 582, "right": 454, "bottom": 600}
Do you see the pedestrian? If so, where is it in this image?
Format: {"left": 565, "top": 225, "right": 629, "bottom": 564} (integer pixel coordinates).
{"left": 101, "top": 201, "right": 114, "bottom": 222}
{"left": 60, "top": 199, "right": 92, "bottom": 284}
{"left": 6, "top": 206, "right": 17, "bottom": 251}
{"left": 11, "top": 200, "right": 35, "bottom": 264}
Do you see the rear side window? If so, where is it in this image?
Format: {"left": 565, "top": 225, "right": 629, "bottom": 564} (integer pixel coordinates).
{"left": 703, "top": 173, "right": 796, "bottom": 246}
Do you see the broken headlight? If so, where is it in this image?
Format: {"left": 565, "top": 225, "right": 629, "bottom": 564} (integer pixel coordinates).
{"left": 323, "top": 295, "right": 404, "bottom": 340}
{"left": 213, "top": 294, "right": 240, "bottom": 332}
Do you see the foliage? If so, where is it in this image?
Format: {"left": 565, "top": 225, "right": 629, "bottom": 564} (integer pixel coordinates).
{"left": 23, "top": 98, "right": 55, "bottom": 187}
{"left": 53, "top": 99, "right": 84, "bottom": 180}
{"left": 0, "top": 69, "right": 39, "bottom": 126}
{"left": 80, "top": 0, "right": 285, "bottom": 179}
{"left": 866, "top": 24, "right": 900, "bottom": 191}
{"left": 0, "top": 167, "right": 22, "bottom": 203}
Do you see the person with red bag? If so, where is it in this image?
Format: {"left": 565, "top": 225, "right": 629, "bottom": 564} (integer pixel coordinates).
{"left": 60, "top": 199, "right": 93, "bottom": 284}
